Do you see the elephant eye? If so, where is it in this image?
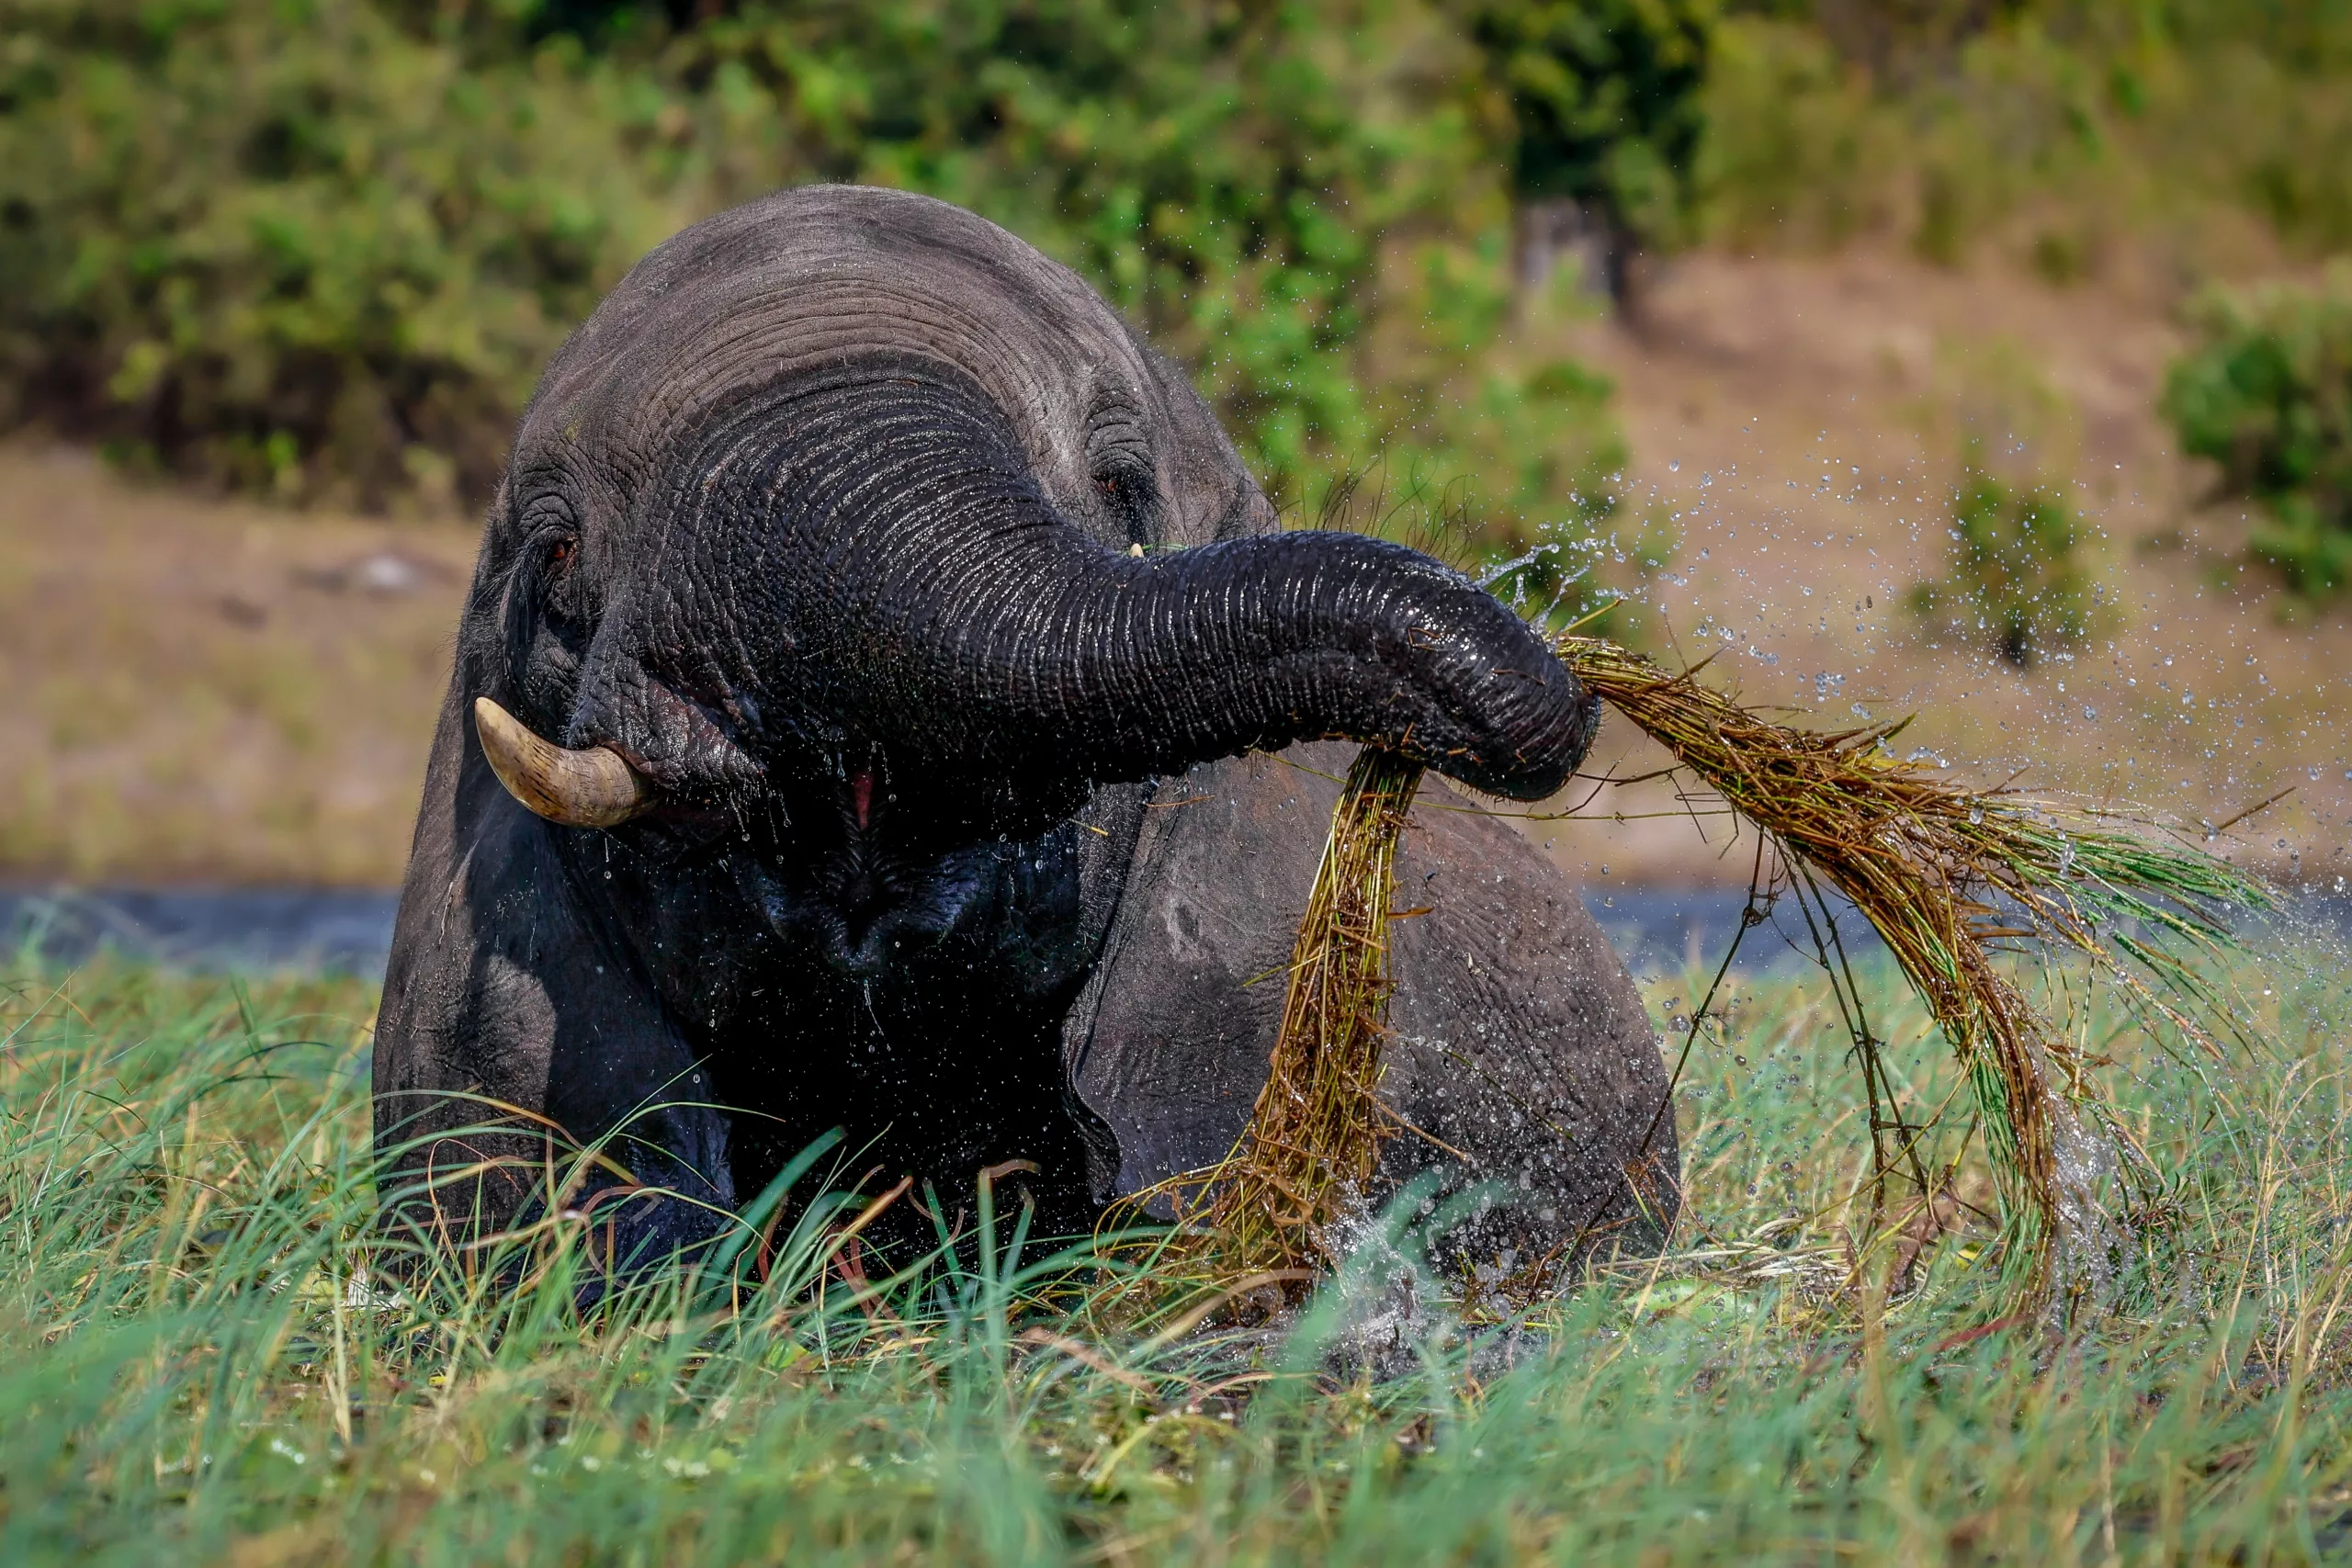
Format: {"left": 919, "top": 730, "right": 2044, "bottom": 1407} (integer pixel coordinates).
{"left": 538, "top": 533, "right": 588, "bottom": 630}
{"left": 1085, "top": 385, "right": 1159, "bottom": 547}
{"left": 1091, "top": 457, "right": 1158, "bottom": 548}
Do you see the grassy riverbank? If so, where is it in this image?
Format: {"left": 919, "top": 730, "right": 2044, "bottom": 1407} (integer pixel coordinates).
{"left": 5, "top": 948, "right": 2349, "bottom": 1563}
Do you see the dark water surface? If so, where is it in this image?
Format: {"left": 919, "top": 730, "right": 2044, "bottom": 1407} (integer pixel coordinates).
{"left": 3, "top": 884, "right": 2334, "bottom": 984}
{"left": 0, "top": 884, "right": 1895, "bottom": 983}
{"left": 2, "top": 887, "right": 404, "bottom": 977}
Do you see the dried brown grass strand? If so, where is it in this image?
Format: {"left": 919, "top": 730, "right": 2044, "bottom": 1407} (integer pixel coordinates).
{"left": 1553, "top": 634, "right": 2258, "bottom": 1301}
{"left": 1189, "top": 747, "right": 1426, "bottom": 1285}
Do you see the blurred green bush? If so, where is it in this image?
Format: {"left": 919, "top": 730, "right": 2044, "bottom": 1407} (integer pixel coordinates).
{"left": 2164, "top": 265, "right": 2352, "bottom": 595}
{"left": 1699, "top": 1, "right": 2352, "bottom": 273}
{"left": 0, "top": 0, "right": 1720, "bottom": 544}
{"left": 0, "top": 0, "right": 697, "bottom": 509}
{"left": 1909, "top": 442, "right": 2092, "bottom": 667}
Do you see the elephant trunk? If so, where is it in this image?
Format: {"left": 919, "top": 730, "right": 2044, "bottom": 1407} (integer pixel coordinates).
{"left": 577, "top": 360, "right": 1599, "bottom": 814}
{"left": 933, "top": 527, "right": 1597, "bottom": 802}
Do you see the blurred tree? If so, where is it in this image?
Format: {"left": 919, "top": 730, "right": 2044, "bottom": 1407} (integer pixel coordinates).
{"left": 1458, "top": 0, "right": 1721, "bottom": 303}
{"left": 1460, "top": 0, "right": 1714, "bottom": 299}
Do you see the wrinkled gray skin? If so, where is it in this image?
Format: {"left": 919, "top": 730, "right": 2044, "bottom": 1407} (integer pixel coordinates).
{"left": 375, "top": 186, "right": 1676, "bottom": 1276}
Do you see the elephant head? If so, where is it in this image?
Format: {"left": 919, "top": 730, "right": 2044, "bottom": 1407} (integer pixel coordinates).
{"left": 380, "top": 186, "right": 1606, "bottom": 1259}
{"left": 465, "top": 185, "right": 1597, "bottom": 979}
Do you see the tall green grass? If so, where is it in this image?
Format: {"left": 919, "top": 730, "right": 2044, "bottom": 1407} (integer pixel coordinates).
{"left": 5, "top": 945, "right": 2351, "bottom": 1563}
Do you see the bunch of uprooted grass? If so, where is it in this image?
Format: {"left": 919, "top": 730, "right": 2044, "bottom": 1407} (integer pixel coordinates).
{"left": 1182, "top": 748, "right": 1428, "bottom": 1292}
{"left": 1189, "top": 633, "right": 2268, "bottom": 1304}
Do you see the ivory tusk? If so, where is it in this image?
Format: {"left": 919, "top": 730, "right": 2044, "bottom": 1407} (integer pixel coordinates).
{"left": 472, "top": 696, "right": 656, "bottom": 829}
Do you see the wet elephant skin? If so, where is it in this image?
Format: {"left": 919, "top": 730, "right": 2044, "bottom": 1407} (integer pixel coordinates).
{"left": 372, "top": 186, "right": 1672, "bottom": 1279}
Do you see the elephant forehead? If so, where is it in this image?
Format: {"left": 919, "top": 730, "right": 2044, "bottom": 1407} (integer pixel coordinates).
{"left": 521, "top": 186, "right": 1164, "bottom": 505}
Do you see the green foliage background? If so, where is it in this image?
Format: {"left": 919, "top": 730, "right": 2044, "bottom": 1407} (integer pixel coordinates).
{"left": 0, "top": 0, "right": 1692, "bottom": 544}
{"left": 6, "top": 0, "right": 2352, "bottom": 578}
{"left": 1699, "top": 0, "right": 2352, "bottom": 271}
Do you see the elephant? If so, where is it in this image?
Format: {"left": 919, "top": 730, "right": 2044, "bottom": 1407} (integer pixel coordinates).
{"left": 373, "top": 184, "right": 1677, "bottom": 1280}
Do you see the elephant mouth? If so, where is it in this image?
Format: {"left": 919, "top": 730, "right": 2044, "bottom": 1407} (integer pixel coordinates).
{"left": 729, "top": 839, "right": 994, "bottom": 982}
{"left": 474, "top": 696, "right": 1013, "bottom": 980}
{"left": 737, "top": 761, "right": 999, "bottom": 981}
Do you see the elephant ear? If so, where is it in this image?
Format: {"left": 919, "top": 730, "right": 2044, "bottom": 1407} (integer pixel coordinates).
{"left": 1062, "top": 743, "right": 1678, "bottom": 1267}
{"left": 1059, "top": 756, "right": 1300, "bottom": 1199}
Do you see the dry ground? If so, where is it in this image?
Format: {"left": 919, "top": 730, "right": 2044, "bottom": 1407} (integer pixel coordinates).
{"left": 1529, "top": 245, "right": 2352, "bottom": 889}
{"left": 3, "top": 244, "right": 2346, "bottom": 889}
{"left": 0, "top": 447, "right": 473, "bottom": 885}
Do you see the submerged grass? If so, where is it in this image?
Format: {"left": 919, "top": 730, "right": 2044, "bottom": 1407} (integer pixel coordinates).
{"left": 6, "top": 953, "right": 2352, "bottom": 1563}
